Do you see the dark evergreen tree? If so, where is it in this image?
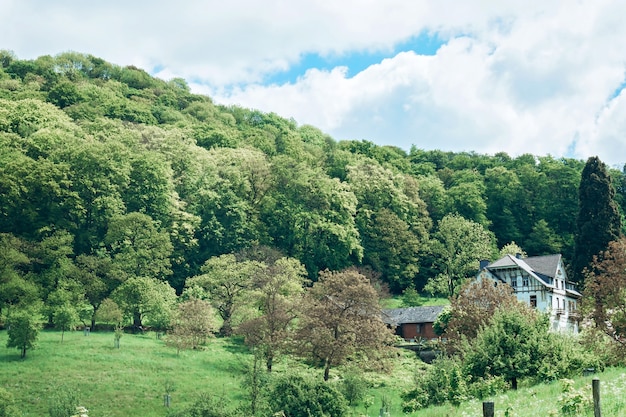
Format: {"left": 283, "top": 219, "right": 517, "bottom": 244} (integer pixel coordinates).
{"left": 572, "top": 156, "right": 622, "bottom": 282}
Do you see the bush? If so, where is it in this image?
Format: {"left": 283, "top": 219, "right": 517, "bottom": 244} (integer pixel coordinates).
{"left": 0, "top": 387, "right": 20, "bottom": 417}
{"left": 401, "top": 356, "right": 468, "bottom": 412}
{"left": 339, "top": 369, "right": 370, "bottom": 406}
{"left": 267, "top": 374, "right": 348, "bottom": 417}
{"left": 167, "top": 393, "right": 234, "bottom": 417}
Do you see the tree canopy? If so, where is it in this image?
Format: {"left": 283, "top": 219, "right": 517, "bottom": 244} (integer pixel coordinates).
{"left": 1, "top": 51, "right": 625, "bottom": 328}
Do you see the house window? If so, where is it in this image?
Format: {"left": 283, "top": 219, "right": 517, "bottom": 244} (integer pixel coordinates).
{"left": 522, "top": 275, "right": 529, "bottom": 287}
{"left": 511, "top": 277, "right": 518, "bottom": 288}
{"left": 416, "top": 324, "right": 422, "bottom": 334}
{"left": 530, "top": 295, "right": 537, "bottom": 308}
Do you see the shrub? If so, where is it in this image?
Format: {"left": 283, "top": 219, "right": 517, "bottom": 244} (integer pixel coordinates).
{"left": 401, "top": 356, "right": 468, "bottom": 412}
{"left": 267, "top": 374, "right": 348, "bottom": 417}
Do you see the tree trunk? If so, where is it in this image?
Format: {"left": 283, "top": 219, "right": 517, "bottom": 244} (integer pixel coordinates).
{"left": 511, "top": 377, "right": 518, "bottom": 390}
{"left": 220, "top": 319, "right": 233, "bottom": 337}
{"left": 21, "top": 346, "right": 26, "bottom": 358}
{"left": 133, "top": 311, "right": 142, "bottom": 330}
{"left": 323, "top": 359, "right": 331, "bottom": 381}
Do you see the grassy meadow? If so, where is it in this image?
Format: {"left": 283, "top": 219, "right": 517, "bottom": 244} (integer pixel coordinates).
{"left": 1, "top": 328, "right": 626, "bottom": 416}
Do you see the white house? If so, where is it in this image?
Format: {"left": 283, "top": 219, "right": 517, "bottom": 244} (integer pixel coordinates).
{"left": 476, "top": 254, "right": 581, "bottom": 333}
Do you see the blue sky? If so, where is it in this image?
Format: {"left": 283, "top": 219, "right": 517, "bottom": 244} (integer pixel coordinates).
{"left": 2, "top": 0, "right": 626, "bottom": 167}
{"left": 266, "top": 32, "right": 444, "bottom": 85}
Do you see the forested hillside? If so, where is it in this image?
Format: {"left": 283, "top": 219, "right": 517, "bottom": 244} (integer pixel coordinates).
{"left": 1, "top": 50, "right": 625, "bottom": 312}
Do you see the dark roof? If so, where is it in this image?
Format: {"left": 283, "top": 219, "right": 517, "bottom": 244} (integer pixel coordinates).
{"left": 522, "top": 254, "right": 561, "bottom": 279}
{"left": 382, "top": 305, "right": 446, "bottom": 326}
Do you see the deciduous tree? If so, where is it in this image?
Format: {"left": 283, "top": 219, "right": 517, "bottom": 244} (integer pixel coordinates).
{"left": 425, "top": 214, "right": 496, "bottom": 297}
{"left": 6, "top": 308, "right": 42, "bottom": 358}
{"left": 111, "top": 277, "right": 176, "bottom": 329}
{"left": 584, "top": 237, "right": 626, "bottom": 348}
{"left": 442, "top": 279, "right": 522, "bottom": 353}
{"left": 237, "top": 256, "right": 307, "bottom": 371}
{"left": 166, "top": 298, "right": 217, "bottom": 354}
{"left": 186, "top": 254, "right": 262, "bottom": 336}
{"left": 294, "top": 269, "right": 395, "bottom": 381}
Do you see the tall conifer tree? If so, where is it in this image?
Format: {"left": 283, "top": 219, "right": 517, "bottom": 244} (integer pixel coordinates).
{"left": 572, "top": 156, "right": 622, "bottom": 282}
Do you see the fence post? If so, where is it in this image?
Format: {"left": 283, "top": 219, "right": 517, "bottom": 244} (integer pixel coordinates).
{"left": 592, "top": 378, "right": 601, "bottom": 417}
{"left": 483, "top": 401, "right": 494, "bottom": 417}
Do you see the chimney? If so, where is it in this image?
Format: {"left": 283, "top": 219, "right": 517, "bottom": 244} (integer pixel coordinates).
{"left": 515, "top": 253, "right": 522, "bottom": 259}
{"left": 479, "top": 259, "right": 489, "bottom": 270}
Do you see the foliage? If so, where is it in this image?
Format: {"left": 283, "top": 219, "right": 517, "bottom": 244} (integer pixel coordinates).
{"left": 267, "top": 374, "right": 348, "bottom": 417}
{"left": 400, "top": 284, "right": 422, "bottom": 307}
{"left": 187, "top": 254, "right": 263, "bottom": 336}
{"left": 442, "top": 279, "right": 521, "bottom": 352}
{"left": 0, "top": 387, "right": 20, "bottom": 417}
{"left": 49, "top": 386, "right": 80, "bottom": 417}
{"left": 167, "top": 393, "right": 235, "bottom": 417}
{"left": 425, "top": 214, "right": 496, "bottom": 297}
{"left": 401, "top": 356, "right": 469, "bottom": 412}
{"left": 111, "top": 277, "right": 176, "bottom": 329}
{"left": 236, "top": 256, "right": 307, "bottom": 371}
{"left": 338, "top": 368, "right": 370, "bottom": 406}
{"left": 52, "top": 303, "right": 80, "bottom": 341}
{"left": 6, "top": 308, "right": 42, "bottom": 358}
{"left": 584, "top": 237, "right": 626, "bottom": 350}
{"left": 556, "top": 378, "right": 590, "bottom": 416}
{"left": 293, "top": 269, "right": 395, "bottom": 380}
{"left": 462, "top": 307, "right": 565, "bottom": 390}
{"left": 499, "top": 241, "right": 527, "bottom": 258}
{"left": 166, "top": 298, "right": 216, "bottom": 354}
{"left": 572, "top": 156, "right": 622, "bottom": 282}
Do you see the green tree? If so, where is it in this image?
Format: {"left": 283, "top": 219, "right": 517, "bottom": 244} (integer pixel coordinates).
{"left": 186, "top": 254, "right": 263, "bottom": 336}
{"left": 462, "top": 307, "right": 546, "bottom": 390}
{"left": 425, "top": 214, "right": 496, "bottom": 297}
{"left": 166, "top": 298, "right": 217, "bottom": 354}
{"left": 572, "top": 156, "right": 622, "bottom": 282}
{"left": 237, "top": 256, "right": 308, "bottom": 371}
{"left": 498, "top": 241, "right": 527, "bottom": 258}
{"left": 105, "top": 212, "right": 173, "bottom": 281}
{"left": 6, "top": 308, "right": 42, "bottom": 358}
{"left": 294, "top": 269, "right": 395, "bottom": 381}
{"left": 111, "top": 277, "right": 176, "bottom": 329}
{"left": 524, "top": 219, "right": 562, "bottom": 255}
{"left": 53, "top": 303, "right": 80, "bottom": 342}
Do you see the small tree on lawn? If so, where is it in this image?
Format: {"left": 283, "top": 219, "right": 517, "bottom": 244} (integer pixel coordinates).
{"left": 53, "top": 303, "right": 80, "bottom": 342}
{"left": 95, "top": 298, "right": 124, "bottom": 348}
{"left": 166, "top": 298, "right": 216, "bottom": 354}
{"left": 6, "top": 308, "right": 42, "bottom": 358}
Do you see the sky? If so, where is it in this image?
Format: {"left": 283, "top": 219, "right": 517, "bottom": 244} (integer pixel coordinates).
{"left": 2, "top": 0, "right": 626, "bottom": 167}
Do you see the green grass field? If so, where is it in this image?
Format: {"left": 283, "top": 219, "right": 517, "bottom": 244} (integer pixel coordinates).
{"left": 1, "top": 329, "right": 626, "bottom": 417}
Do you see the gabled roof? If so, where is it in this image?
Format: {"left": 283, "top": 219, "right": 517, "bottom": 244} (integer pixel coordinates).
{"left": 382, "top": 305, "right": 446, "bottom": 326}
{"left": 522, "top": 254, "right": 562, "bottom": 279}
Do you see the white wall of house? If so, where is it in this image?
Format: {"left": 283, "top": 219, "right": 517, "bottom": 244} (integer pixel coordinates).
{"left": 477, "top": 260, "right": 579, "bottom": 333}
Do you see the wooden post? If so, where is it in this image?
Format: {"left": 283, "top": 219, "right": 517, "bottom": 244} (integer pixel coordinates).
{"left": 593, "top": 378, "right": 601, "bottom": 417}
{"left": 483, "top": 401, "right": 494, "bottom": 417}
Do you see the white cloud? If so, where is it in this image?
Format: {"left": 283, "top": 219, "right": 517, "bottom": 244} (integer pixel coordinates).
{"left": 2, "top": 0, "right": 626, "bottom": 166}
